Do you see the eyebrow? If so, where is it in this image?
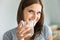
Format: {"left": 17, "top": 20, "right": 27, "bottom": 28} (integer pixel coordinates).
{"left": 29, "top": 10, "right": 34, "bottom": 12}
{"left": 29, "top": 9, "right": 41, "bottom": 13}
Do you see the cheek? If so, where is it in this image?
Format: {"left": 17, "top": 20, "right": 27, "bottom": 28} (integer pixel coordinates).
{"left": 27, "top": 12, "right": 33, "bottom": 18}
{"left": 36, "top": 14, "right": 41, "bottom": 22}
{"left": 24, "top": 12, "right": 31, "bottom": 21}
{"left": 38, "top": 14, "right": 41, "bottom": 19}
{"left": 24, "top": 13, "right": 28, "bottom": 19}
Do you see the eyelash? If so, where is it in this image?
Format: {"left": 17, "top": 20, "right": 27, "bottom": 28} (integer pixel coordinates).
{"left": 37, "top": 12, "right": 41, "bottom": 14}
{"left": 28, "top": 10, "right": 33, "bottom": 13}
{"left": 28, "top": 10, "right": 41, "bottom": 14}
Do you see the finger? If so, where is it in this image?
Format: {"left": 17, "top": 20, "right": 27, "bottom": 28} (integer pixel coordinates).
{"left": 17, "top": 26, "right": 31, "bottom": 38}
{"left": 17, "top": 25, "right": 28, "bottom": 36}
{"left": 19, "top": 26, "right": 29, "bottom": 33}
{"left": 17, "top": 20, "right": 23, "bottom": 30}
{"left": 18, "top": 27, "right": 31, "bottom": 37}
{"left": 16, "top": 23, "right": 22, "bottom": 34}
{"left": 18, "top": 20, "right": 23, "bottom": 27}
{"left": 22, "top": 27, "right": 31, "bottom": 34}
{"left": 24, "top": 33, "right": 33, "bottom": 38}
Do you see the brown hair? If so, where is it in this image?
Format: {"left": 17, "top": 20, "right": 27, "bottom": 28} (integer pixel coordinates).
{"left": 17, "top": 0, "right": 44, "bottom": 40}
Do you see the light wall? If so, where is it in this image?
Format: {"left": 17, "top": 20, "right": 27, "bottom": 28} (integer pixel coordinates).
{"left": 43, "top": 0, "right": 60, "bottom": 24}
{"left": 0, "top": 0, "right": 20, "bottom": 40}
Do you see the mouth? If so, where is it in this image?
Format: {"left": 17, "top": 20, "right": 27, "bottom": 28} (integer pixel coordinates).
{"left": 29, "top": 18, "right": 37, "bottom": 23}
{"left": 29, "top": 19, "right": 37, "bottom": 27}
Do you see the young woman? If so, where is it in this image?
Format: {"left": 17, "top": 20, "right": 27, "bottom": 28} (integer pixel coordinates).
{"left": 3, "top": 0, "right": 53, "bottom": 40}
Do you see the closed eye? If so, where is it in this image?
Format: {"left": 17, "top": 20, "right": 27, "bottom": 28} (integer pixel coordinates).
{"left": 37, "top": 11, "right": 41, "bottom": 14}
{"left": 28, "top": 10, "right": 34, "bottom": 13}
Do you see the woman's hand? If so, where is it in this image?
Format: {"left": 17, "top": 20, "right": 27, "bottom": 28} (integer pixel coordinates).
{"left": 16, "top": 21, "right": 33, "bottom": 40}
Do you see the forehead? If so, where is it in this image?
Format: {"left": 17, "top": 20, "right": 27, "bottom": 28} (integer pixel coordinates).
{"left": 24, "top": 3, "right": 42, "bottom": 12}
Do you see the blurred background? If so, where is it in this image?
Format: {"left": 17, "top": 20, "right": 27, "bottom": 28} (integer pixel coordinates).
{"left": 0, "top": 0, "right": 60, "bottom": 40}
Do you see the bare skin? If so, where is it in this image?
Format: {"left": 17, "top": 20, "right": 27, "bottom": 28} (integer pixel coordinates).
{"left": 16, "top": 22, "right": 32, "bottom": 40}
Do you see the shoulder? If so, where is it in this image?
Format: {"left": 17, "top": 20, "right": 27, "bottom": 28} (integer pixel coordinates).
{"left": 42, "top": 24, "right": 52, "bottom": 39}
{"left": 3, "top": 27, "right": 17, "bottom": 40}
{"left": 43, "top": 24, "right": 52, "bottom": 33}
{"left": 4, "top": 27, "right": 17, "bottom": 35}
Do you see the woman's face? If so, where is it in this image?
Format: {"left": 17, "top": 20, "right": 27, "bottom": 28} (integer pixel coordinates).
{"left": 23, "top": 3, "right": 42, "bottom": 23}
